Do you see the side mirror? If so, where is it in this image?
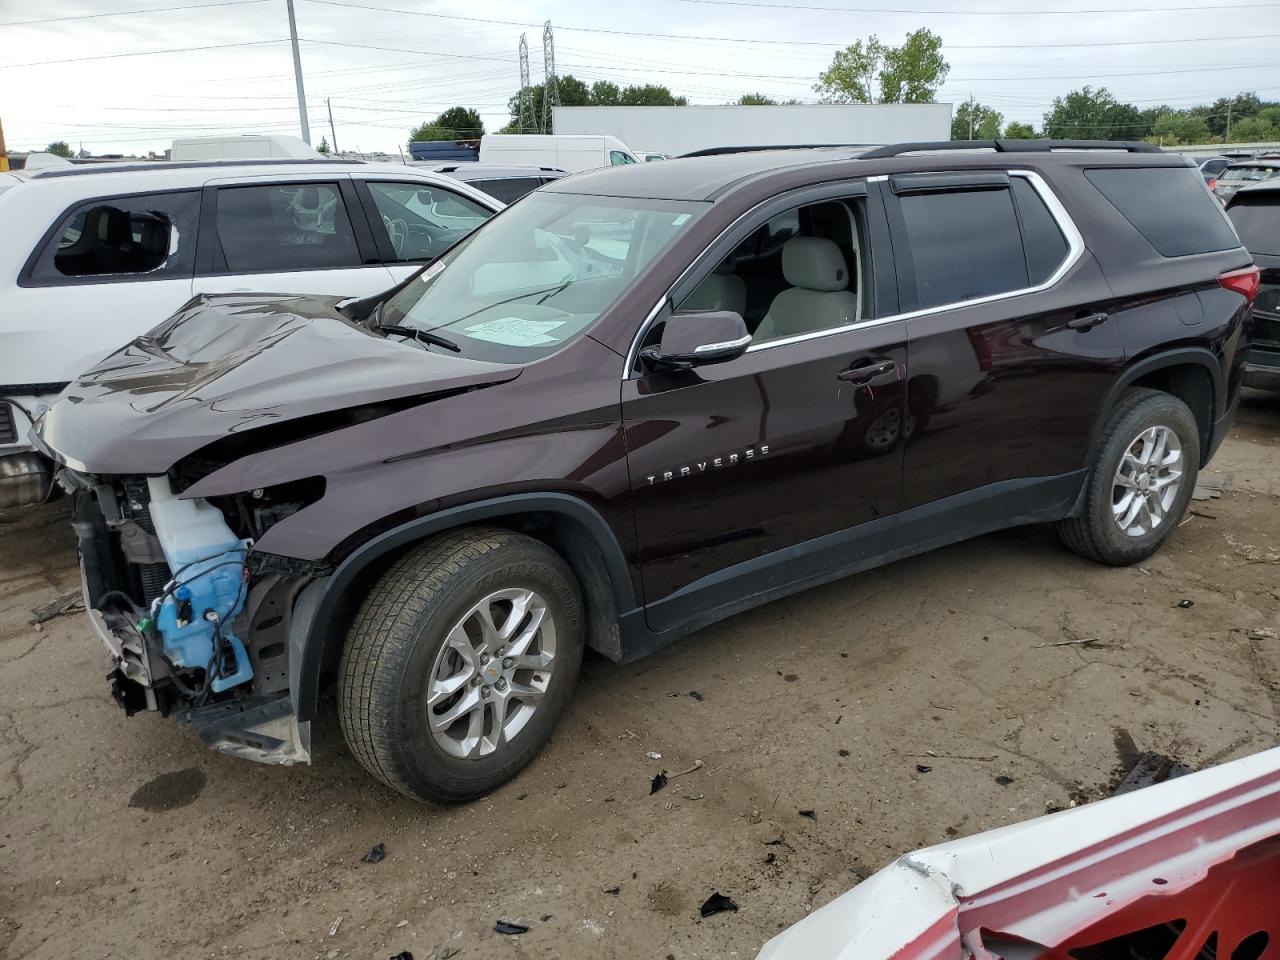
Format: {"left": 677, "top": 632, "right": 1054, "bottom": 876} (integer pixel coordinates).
{"left": 640, "top": 310, "right": 750, "bottom": 368}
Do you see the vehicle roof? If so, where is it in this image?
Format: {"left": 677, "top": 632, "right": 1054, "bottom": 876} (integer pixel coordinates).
{"left": 1225, "top": 158, "right": 1280, "bottom": 168}
{"left": 432, "top": 163, "right": 567, "bottom": 180}
{"left": 13, "top": 157, "right": 369, "bottom": 181}
{"left": 541, "top": 145, "right": 1193, "bottom": 202}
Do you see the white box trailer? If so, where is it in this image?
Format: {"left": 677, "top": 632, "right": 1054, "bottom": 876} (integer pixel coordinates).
{"left": 552, "top": 103, "right": 953, "bottom": 157}
{"left": 170, "top": 134, "right": 319, "bottom": 161}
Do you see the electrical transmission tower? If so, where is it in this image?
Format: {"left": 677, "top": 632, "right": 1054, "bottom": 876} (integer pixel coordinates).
{"left": 541, "top": 20, "right": 559, "bottom": 135}
{"left": 518, "top": 33, "right": 533, "bottom": 134}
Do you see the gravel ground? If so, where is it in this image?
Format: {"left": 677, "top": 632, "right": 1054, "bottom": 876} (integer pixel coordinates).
{"left": 1, "top": 394, "right": 1277, "bottom": 960}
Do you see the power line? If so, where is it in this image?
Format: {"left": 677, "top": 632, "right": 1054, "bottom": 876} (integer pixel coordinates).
{"left": 301, "top": 0, "right": 1280, "bottom": 49}
{"left": 0, "top": 0, "right": 269, "bottom": 27}
{"left": 0, "top": 38, "right": 288, "bottom": 70}
{"left": 664, "top": 0, "right": 1280, "bottom": 12}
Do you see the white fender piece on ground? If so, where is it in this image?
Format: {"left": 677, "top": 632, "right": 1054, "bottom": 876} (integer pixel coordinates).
{"left": 757, "top": 746, "right": 1280, "bottom": 960}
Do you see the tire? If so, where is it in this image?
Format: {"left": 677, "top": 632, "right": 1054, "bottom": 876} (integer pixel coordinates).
{"left": 338, "top": 527, "right": 584, "bottom": 803}
{"left": 1057, "top": 388, "right": 1200, "bottom": 566}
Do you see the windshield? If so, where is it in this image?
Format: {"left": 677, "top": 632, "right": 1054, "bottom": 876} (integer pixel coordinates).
{"left": 381, "top": 192, "right": 705, "bottom": 362}
{"left": 1221, "top": 165, "right": 1280, "bottom": 183}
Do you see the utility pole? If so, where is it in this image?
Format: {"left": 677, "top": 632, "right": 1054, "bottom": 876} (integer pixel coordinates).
{"left": 0, "top": 115, "right": 8, "bottom": 172}
{"left": 326, "top": 98, "right": 339, "bottom": 154}
{"left": 286, "top": 0, "right": 310, "bottom": 145}
{"left": 1225, "top": 102, "right": 1233, "bottom": 144}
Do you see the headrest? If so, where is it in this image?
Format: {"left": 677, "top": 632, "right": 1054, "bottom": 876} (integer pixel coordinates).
{"left": 138, "top": 218, "right": 169, "bottom": 256}
{"left": 87, "top": 206, "right": 132, "bottom": 247}
{"left": 782, "top": 236, "right": 849, "bottom": 292}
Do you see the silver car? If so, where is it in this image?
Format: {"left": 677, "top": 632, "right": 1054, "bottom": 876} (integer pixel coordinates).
{"left": 1213, "top": 160, "right": 1280, "bottom": 203}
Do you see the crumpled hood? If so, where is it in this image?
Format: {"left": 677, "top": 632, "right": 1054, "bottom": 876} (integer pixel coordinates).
{"left": 37, "top": 293, "right": 521, "bottom": 476}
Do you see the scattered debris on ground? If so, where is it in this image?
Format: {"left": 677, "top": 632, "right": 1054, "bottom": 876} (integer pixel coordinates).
{"left": 649, "top": 771, "right": 668, "bottom": 794}
{"left": 361, "top": 842, "right": 386, "bottom": 864}
{"left": 700, "top": 893, "right": 739, "bottom": 918}
{"left": 28, "top": 592, "right": 84, "bottom": 625}
{"left": 494, "top": 918, "right": 529, "bottom": 935}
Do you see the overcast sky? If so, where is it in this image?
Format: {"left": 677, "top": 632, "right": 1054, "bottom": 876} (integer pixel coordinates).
{"left": 2, "top": 0, "right": 1279, "bottom": 156}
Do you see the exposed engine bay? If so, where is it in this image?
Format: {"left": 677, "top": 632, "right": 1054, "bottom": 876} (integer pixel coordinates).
{"left": 62, "top": 468, "right": 316, "bottom": 764}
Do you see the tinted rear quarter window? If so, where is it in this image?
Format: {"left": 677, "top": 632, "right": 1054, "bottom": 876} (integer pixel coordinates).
{"left": 899, "top": 187, "right": 1028, "bottom": 310}
{"left": 1227, "top": 198, "right": 1280, "bottom": 256}
{"left": 215, "top": 182, "right": 361, "bottom": 273}
{"left": 472, "top": 177, "right": 541, "bottom": 204}
{"left": 1010, "top": 177, "right": 1069, "bottom": 285}
{"left": 1085, "top": 166, "right": 1239, "bottom": 257}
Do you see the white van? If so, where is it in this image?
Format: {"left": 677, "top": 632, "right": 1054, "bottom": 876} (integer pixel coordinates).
{"left": 478, "top": 134, "right": 638, "bottom": 173}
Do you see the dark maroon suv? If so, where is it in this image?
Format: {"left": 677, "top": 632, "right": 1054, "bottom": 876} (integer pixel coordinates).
{"left": 35, "top": 140, "right": 1257, "bottom": 802}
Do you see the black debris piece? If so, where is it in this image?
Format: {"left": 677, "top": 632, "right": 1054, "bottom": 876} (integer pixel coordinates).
{"left": 1113, "top": 753, "right": 1194, "bottom": 796}
{"left": 1176, "top": 599, "right": 1194, "bottom": 608}
{"left": 362, "top": 842, "right": 386, "bottom": 864}
{"left": 700, "top": 892, "right": 739, "bottom": 918}
{"left": 494, "top": 918, "right": 529, "bottom": 935}
{"left": 603, "top": 885, "right": 621, "bottom": 895}
{"left": 689, "top": 690, "right": 705, "bottom": 702}
{"left": 994, "top": 775, "right": 1015, "bottom": 786}
{"left": 540, "top": 914, "right": 552, "bottom": 922}
{"left": 838, "top": 749, "right": 850, "bottom": 757}
{"left": 765, "top": 835, "right": 786, "bottom": 846}
{"left": 916, "top": 764, "right": 932, "bottom": 774}
{"left": 798, "top": 809, "right": 817, "bottom": 822}
{"left": 764, "top": 852, "right": 777, "bottom": 865}
{"left": 390, "top": 953, "right": 414, "bottom": 960}
{"left": 650, "top": 771, "right": 669, "bottom": 795}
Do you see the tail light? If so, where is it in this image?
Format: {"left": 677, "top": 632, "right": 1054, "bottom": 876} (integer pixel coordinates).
{"left": 1219, "top": 265, "right": 1261, "bottom": 304}
{"left": 1208, "top": 178, "right": 1218, "bottom": 190}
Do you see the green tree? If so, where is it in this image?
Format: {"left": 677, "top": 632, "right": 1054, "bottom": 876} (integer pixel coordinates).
{"left": 815, "top": 29, "right": 948, "bottom": 104}
{"left": 1150, "top": 110, "right": 1211, "bottom": 145}
{"left": 1207, "top": 92, "right": 1262, "bottom": 139}
{"left": 409, "top": 106, "right": 484, "bottom": 144}
{"left": 880, "top": 29, "right": 949, "bottom": 103}
{"left": 1230, "top": 115, "right": 1280, "bottom": 142}
{"left": 45, "top": 141, "right": 73, "bottom": 158}
{"left": 505, "top": 73, "right": 593, "bottom": 133}
{"left": 951, "top": 96, "right": 1002, "bottom": 140}
{"left": 618, "top": 83, "right": 687, "bottom": 106}
{"left": 1002, "top": 120, "right": 1038, "bottom": 139}
{"left": 738, "top": 92, "right": 778, "bottom": 105}
{"left": 1041, "top": 86, "right": 1145, "bottom": 141}
{"left": 590, "top": 80, "right": 621, "bottom": 105}
{"left": 316, "top": 136, "right": 330, "bottom": 155}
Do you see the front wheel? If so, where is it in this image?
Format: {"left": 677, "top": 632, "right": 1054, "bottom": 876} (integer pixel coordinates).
{"left": 1057, "top": 388, "right": 1200, "bottom": 566}
{"left": 338, "top": 528, "right": 584, "bottom": 803}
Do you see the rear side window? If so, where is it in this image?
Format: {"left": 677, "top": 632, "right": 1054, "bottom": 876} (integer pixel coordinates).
{"left": 1085, "top": 167, "right": 1239, "bottom": 257}
{"left": 1219, "top": 164, "right": 1279, "bottom": 183}
{"left": 1227, "top": 200, "right": 1280, "bottom": 256}
{"left": 899, "top": 187, "right": 1028, "bottom": 310}
{"left": 471, "top": 177, "right": 541, "bottom": 204}
{"left": 1011, "top": 177, "right": 1070, "bottom": 285}
{"left": 27, "top": 190, "right": 199, "bottom": 284}
{"left": 214, "top": 182, "right": 361, "bottom": 273}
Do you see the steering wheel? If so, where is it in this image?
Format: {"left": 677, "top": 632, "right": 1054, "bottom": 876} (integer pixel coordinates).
{"left": 382, "top": 215, "right": 408, "bottom": 258}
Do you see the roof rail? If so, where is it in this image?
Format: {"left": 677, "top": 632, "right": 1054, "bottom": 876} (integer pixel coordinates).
{"left": 680, "top": 144, "right": 873, "bottom": 158}
{"left": 858, "top": 139, "right": 1163, "bottom": 159}
{"left": 29, "top": 157, "right": 363, "bottom": 179}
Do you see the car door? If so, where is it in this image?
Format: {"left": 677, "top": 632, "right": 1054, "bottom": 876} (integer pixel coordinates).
{"left": 192, "top": 175, "right": 395, "bottom": 298}
{"left": 881, "top": 171, "right": 1124, "bottom": 544}
{"left": 7, "top": 188, "right": 201, "bottom": 389}
{"left": 622, "top": 183, "right": 907, "bottom": 633}
{"left": 354, "top": 178, "right": 496, "bottom": 285}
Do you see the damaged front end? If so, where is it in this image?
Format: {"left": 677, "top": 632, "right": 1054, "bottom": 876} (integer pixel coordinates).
{"left": 63, "top": 467, "right": 321, "bottom": 765}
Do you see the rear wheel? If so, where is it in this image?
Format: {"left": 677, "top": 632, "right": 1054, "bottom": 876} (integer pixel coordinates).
{"left": 1057, "top": 388, "right": 1200, "bottom": 565}
{"left": 338, "top": 528, "right": 583, "bottom": 803}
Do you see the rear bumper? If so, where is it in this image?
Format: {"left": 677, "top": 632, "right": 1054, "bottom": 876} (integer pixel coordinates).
{"left": 1243, "top": 345, "right": 1280, "bottom": 393}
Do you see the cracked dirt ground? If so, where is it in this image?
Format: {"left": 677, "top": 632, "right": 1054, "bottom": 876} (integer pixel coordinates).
{"left": 2, "top": 396, "right": 1278, "bottom": 960}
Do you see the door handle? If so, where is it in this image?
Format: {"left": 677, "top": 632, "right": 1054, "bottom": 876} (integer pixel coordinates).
{"left": 1067, "top": 312, "right": 1109, "bottom": 331}
{"left": 838, "top": 358, "right": 897, "bottom": 384}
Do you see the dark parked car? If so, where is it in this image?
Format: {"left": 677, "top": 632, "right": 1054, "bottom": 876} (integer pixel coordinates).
{"left": 428, "top": 162, "right": 568, "bottom": 204}
{"left": 36, "top": 140, "right": 1256, "bottom": 803}
{"left": 1225, "top": 183, "right": 1280, "bottom": 392}
{"left": 1199, "top": 156, "right": 1231, "bottom": 184}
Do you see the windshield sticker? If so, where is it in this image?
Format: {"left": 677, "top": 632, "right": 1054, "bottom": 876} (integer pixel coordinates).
{"left": 419, "top": 261, "right": 446, "bottom": 283}
{"left": 672, "top": 214, "right": 692, "bottom": 226}
{"left": 464, "top": 317, "right": 566, "bottom": 347}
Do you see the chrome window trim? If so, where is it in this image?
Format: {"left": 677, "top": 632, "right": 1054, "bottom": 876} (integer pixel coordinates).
{"left": 623, "top": 169, "right": 1083, "bottom": 377}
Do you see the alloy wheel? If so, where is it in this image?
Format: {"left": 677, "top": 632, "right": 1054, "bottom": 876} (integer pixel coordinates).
{"left": 1111, "top": 425, "right": 1184, "bottom": 538}
{"left": 425, "top": 587, "right": 557, "bottom": 759}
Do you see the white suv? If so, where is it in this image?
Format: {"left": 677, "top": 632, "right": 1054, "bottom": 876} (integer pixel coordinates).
{"left": 0, "top": 159, "right": 501, "bottom": 506}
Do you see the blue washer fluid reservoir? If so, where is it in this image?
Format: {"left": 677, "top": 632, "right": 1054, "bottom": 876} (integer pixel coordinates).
{"left": 146, "top": 477, "right": 254, "bottom": 693}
